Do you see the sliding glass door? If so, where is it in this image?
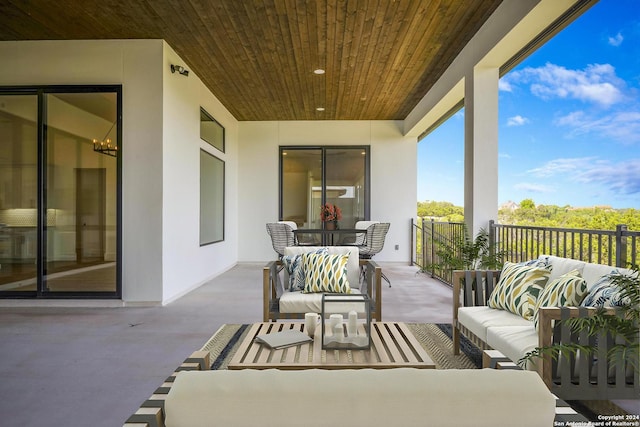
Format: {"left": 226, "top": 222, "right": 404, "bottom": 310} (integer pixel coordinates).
{"left": 0, "top": 94, "right": 38, "bottom": 292}
{"left": 280, "top": 146, "right": 369, "bottom": 229}
{"left": 0, "top": 87, "right": 121, "bottom": 297}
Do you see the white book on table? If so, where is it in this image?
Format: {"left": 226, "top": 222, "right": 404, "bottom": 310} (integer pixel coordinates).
{"left": 254, "top": 329, "right": 313, "bottom": 349}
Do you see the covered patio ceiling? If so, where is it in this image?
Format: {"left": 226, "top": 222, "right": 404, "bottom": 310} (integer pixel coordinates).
{"left": 0, "top": 0, "right": 503, "bottom": 121}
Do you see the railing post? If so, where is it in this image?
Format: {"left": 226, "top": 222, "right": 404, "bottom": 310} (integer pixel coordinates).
{"left": 489, "top": 219, "right": 496, "bottom": 262}
{"left": 615, "top": 224, "right": 627, "bottom": 268}
{"left": 410, "top": 218, "right": 414, "bottom": 266}
{"left": 421, "top": 217, "right": 427, "bottom": 272}
{"left": 429, "top": 218, "right": 435, "bottom": 278}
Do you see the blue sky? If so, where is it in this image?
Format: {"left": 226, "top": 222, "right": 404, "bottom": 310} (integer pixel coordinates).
{"left": 417, "top": 0, "right": 640, "bottom": 209}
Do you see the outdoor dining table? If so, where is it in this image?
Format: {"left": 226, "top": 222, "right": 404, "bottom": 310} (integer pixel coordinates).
{"left": 293, "top": 228, "right": 362, "bottom": 246}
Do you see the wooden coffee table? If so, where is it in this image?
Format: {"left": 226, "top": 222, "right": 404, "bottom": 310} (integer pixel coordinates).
{"left": 228, "top": 321, "right": 435, "bottom": 370}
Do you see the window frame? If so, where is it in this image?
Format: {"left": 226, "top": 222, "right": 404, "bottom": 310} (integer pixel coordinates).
{"left": 199, "top": 149, "right": 225, "bottom": 246}
{"left": 199, "top": 107, "right": 225, "bottom": 153}
{"left": 278, "top": 145, "right": 371, "bottom": 225}
{"left": 0, "top": 84, "right": 122, "bottom": 299}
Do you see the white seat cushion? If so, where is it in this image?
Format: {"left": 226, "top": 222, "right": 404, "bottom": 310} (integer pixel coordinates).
{"left": 486, "top": 326, "right": 538, "bottom": 370}
{"left": 280, "top": 289, "right": 362, "bottom": 313}
{"left": 458, "top": 306, "right": 531, "bottom": 342}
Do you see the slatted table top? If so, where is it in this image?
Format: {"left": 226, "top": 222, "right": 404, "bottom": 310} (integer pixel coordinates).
{"left": 228, "top": 321, "right": 435, "bottom": 370}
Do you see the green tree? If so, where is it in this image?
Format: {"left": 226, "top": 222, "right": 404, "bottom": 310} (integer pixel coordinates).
{"left": 520, "top": 198, "right": 535, "bottom": 210}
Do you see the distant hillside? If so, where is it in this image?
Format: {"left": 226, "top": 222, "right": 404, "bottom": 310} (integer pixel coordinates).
{"left": 417, "top": 200, "right": 463, "bottom": 222}
{"left": 418, "top": 199, "right": 639, "bottom": 231}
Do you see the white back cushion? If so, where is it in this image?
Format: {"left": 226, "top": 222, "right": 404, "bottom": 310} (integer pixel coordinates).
{"left": 539, "top": 254, "right": 632, "bottom": 290}
{"left": 539, "top": 255, "right": 586, "bottom": 281}
{"left": 278, "top": 220, "right": 297, "bottom": 230}
{"left": 582, "top": 263, "right": 631, "bottom": 290}
{"left": 166, "top": 369, "right": 555, "bottom": 427}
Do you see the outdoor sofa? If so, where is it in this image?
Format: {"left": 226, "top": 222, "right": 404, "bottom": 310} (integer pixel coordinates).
{"left": 453, "top": 254, "right": 638, "bottom": 400}
{"left": 125, "top": 354, "right": 555, "bottom": 427}
{"left": 263, "top": 246, "right": 382, "bottom": 322}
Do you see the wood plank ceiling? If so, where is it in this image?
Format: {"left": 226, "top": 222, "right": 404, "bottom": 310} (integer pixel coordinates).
{"left": 0, "top": 0, "right": 502, "bottom": 121}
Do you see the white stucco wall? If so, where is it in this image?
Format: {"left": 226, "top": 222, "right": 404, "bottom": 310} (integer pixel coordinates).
{"left": 238, "top": 120, "right": 416, "bottom": 263}
{"left": 0, "top": 40, "right": 239, "bottom": 304}
{"left": 161, "top": 43, "right": 239, "bottom": 304}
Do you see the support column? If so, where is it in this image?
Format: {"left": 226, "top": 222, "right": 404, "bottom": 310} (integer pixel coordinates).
{"left": 464, "top": 66, "right": 499, "bottom": 237}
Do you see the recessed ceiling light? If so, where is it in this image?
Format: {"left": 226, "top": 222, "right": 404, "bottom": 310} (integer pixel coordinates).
{"left": 313, "top": 69, "right": 325, "bottom": 75}
{"left": 316, "top": 107, "right": 325, "bottom": 111}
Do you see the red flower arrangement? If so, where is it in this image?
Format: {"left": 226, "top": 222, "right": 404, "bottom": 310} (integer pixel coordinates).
{"left": 320, "top": 203, "right": 342, "bottom": 222}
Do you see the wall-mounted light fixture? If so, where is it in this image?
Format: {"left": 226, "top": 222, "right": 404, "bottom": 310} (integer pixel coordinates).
{"left": 171, "top": 64, "right": 189, "bottom": 76}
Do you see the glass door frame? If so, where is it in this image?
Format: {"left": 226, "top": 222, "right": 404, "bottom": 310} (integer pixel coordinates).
{"left": 278, "top": 145, "right": 371, "bottom": 226}
{"left": 0, "top": 85, "right": 122, "bottom": 299}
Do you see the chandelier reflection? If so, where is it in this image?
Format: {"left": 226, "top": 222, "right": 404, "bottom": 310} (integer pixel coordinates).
{"left": 93, "top": 121, "right": 118, "bottom": 157}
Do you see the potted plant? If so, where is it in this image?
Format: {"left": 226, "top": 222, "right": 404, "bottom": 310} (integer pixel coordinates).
{"left": 432, "top": 227, "right": 505, "bottom": 272}
{"left": 320, "top": 203, "right": 342, "bottom": 230}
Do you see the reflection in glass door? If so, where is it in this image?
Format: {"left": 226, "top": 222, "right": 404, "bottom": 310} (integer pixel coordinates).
{"left": 325, "top": 148, "right": 367, "bottom": 229}
{"left": 0, "top": 95, "right": 38, "bottom": 292}
{"left": 44, "top": 92, "right": 118, "bottom": 294}
{"left": 280, "top": 146, "right": 369, "bottom": 230}
{"left": 281, "top": 148, "right": 322, "bottom": 228}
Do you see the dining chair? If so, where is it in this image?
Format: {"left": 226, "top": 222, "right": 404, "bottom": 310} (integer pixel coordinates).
{"left": 353, "top": 220, "right": 379, "bottom": 245}
{"left": 266, "top": 222, "right": 297, "bottom": 259}
{"left": 358, "top": 222, "right": 392, "bottom": 287}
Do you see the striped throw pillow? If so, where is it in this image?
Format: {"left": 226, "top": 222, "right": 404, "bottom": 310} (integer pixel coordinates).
{"left": 488, "top": 261, "right": 552, "bottom": 319}
{"left": 302, "top": 253, "right": 351, "bottom": 294}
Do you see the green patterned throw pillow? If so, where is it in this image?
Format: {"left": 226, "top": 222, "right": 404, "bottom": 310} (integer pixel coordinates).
{"left": 533, "top": 269, "right": 588, "bottom": 330}
{"left": 302, "top": 253, "right": 351, "bottom": 294}
{"left": 488, "top": 261, "right": 552, "bottom": 319}
{"left": 281, "top": 248, "right": 329, "bottom": 291}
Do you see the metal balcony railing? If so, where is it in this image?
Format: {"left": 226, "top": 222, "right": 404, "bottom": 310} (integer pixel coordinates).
{"left": 411, "top": 218, "right": 465, "bottom": 284}
{"left": 412, "top": 218, "right": 639, "bottom": 285}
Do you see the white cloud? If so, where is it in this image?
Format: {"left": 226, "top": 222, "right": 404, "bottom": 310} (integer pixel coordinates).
{"left": 608, "top": 32, "right": 623, "bottom": 47}
{"left": 504, "top": 63, "right": 626, "bottom": 107}
{"left": 555, "top": 110, "right": 640, "bottom": 144}
{"left": 514, "top": 183, "right": 555, "bottom": 193}
{"left": 527, "top": 157, "right": 596, "bottom": 178}
{"left": 507, "top": 115, "right": 529, "bottom": 126}
{"left": 577, "top": 159, "right": 640, "bottom": 195}
{"left": 499, "top": 152, "right": 512, "bottom": 159}
{"left": 527, "top": 157, "right": 640, "bottom": 195}
{"left": 498, "top": 79, "right": 513, "bottom": 92}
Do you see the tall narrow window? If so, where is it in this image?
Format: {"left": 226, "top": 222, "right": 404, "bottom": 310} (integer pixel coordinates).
{"left": 280, "top": 146, "right": 369, "bottom": 229}
{"left": 200, "top": 150, "right": 224, "bottom": 245}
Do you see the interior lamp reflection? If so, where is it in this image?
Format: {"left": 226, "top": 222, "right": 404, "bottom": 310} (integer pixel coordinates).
{"left": 92, "top": 121, "right": 118, "bottom": 157}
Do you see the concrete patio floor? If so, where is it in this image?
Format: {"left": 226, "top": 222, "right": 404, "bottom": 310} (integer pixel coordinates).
{"left": 0, "top": 263, "right": 452, "bottom": 427}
